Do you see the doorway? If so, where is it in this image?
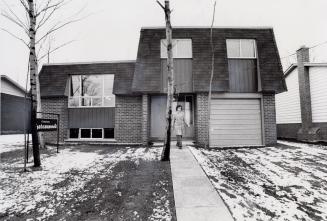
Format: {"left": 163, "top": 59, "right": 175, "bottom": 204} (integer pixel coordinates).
{"left": 150, "top": 95, "right": 194, "bottom": 140}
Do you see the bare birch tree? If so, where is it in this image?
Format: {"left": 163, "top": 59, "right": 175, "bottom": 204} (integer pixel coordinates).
{"left": 157, "top": 0, "right": 174, "bottom": 161}
{"left": 208, "top": 1, "right": 217, "bottom": 148}
{"left": 1, "top": 0, "right": 83, "bottom": 167}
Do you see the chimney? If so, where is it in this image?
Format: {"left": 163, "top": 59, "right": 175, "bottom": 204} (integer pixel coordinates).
{"left": 296, "top": 46, "right": 313, "bottom": 140}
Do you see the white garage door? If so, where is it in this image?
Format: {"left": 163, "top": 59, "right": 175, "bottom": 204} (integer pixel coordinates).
{"left": 210, "top": 98, "right": 263, "bottom": 147}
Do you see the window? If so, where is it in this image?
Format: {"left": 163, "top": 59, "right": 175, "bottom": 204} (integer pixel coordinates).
{"left": 69, "top": 128, "right": 79, "bottom": 139}
{"left": 226, "top": 39, "right": 256, "bottom": 58}
{"left": 104, "top": 128, "right": 114, "bottom": 139}
{"left": 69, "top": 128, "right": 114, "bottom": 139}
{"left": 161, "top": 39, "right": 192, "bottom": 58}
{"left": 69, "top": 74, "right": 115, "bottom": 107}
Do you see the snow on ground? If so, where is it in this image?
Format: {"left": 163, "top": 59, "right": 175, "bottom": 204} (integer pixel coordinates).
{"left": 0, "top": 134, "right": 28, "bottom": 154}
{"left": 0, "top": 145, "right": 162, "bottom": 220}
{"left": 189, "top": 141, "right": 327, "bottom": 221}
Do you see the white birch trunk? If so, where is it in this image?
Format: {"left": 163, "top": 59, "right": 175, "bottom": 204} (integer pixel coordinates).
{"left": 161, "top": 0, "right": 174, "bottom": 161}
{"left": 28, "top": 0, "right": 41, "bottom": 166}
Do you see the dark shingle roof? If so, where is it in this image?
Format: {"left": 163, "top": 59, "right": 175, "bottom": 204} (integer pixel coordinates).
{"left": 132, "top": 27, "right": 286, "bottom": 93}
{"left": 39, "top": 61, "right": 135, "bottom": 97}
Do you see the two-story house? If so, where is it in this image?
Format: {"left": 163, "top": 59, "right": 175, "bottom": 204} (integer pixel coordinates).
{"left": 39, "top": 27, "right": 286, "bottom": 147}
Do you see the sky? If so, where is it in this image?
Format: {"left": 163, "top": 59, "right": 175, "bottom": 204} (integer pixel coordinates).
{"left": 1, "top": 0, "right": 327, "bottom": 88}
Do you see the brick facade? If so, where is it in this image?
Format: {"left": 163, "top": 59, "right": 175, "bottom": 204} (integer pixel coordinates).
{"left": 262, "top": 93, "right": 277, "bottom": 145}
{"left": 195, "top": 93, "right": 209, "bottom": 147}
{"left": 41, "top": 97, "right": 68, "bottom": 143}
{"left": 115, "top": 95, "right": 142, "bottom": 143}
{"left": 141, "top": 95, "right": 150, "bottom": 145}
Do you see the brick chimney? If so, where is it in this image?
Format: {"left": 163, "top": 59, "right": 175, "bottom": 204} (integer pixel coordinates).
{"left": 296, "top": 46, "right": 314, "bottom": 141}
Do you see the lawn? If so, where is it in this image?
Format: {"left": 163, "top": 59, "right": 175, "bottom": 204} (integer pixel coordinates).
{"left": 190, "top": 141, "right": 327, "bottom": 221}
{"left": 0, "top": 136, "right": 176, "bottom": 221}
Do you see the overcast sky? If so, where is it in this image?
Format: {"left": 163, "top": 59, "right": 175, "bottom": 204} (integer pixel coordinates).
{"left": 1, "top": 0, "right": 327, "bottom": 88}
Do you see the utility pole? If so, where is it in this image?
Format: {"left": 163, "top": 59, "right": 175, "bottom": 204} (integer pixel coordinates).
{"left": 157, "top": 0, "right": 174, "bottom": 161}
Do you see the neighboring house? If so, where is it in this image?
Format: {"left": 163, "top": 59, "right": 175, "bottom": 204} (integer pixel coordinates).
{"left": 0, "top": 75, "right": 30, "bottom": 134}
{"left": 39, "top": 27, "right": 285, "bottom": 147}
{"left": 276, "top": 47, "right": 327, "bottom": 142}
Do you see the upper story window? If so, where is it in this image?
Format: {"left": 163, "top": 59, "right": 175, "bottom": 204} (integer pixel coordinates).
{"left": 160, "top": 39, "right": 192, "bottom": 58}
{"left": 69, "top": 74, "right": 115, "bottom": 108}
{"left": 226, "top": 39, "right": 257, "bottom": 59}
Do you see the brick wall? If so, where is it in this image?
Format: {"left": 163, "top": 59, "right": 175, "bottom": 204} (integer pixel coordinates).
{"left": 141, "top": 95, "right": 150, "bottom": 145}
{"left": 41, "top": 97, "right": 68, "bottom": 143}
{"left": 115, "top": 95, "right": 142, "bottom": 143}
{"left": 263, "top": 93, "right": 277, "bottom": 145}
{"left": 195, "top": 93, "right": 209, "bottom": 147}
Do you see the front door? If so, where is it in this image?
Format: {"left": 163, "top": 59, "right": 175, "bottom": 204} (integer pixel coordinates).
{"left": 150, "top": 95, "right": 194, "bottom": 140}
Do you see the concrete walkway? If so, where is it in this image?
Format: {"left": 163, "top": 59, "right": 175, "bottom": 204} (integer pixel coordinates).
{"left": 170, "top": 145, "right": 234, "bottom": 221}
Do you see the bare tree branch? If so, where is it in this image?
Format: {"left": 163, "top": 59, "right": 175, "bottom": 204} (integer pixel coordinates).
{"left": 1, "top": 0, "right": 29, "bottom": 33}
{"left": 38, "top": 39, "right": 75, "bottom": 61}
{"left": 156, "top": 0, "right": 165, "bottom": 10}
{"left": 1, "top": 11, "right": 28, "bottom": 34}
{"left": 18, "top": 0, "right": 29, "bottom": 12}
{"left": 36, "top": 0, "right": 64, "bottom": 17}
{"left": 36, "top": 33, "right": 49, "bottom": 58}
{"left": 0, "top": 27, "right": 29, "bottom": 48}
{"left": 35, "top": 18, "right": 78, "bottom": 45}
{"left": 36, "top": 2, "right": 63, "bottom": 31}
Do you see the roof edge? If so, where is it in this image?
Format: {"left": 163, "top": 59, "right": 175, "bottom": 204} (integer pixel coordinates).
{"left": 304, "top": 62, "right": 327, "bottom": 67}
{"left": 43, "top": 60, "right": 136, "bottom": 66}
{"left": 1, "top": 75, "right": 27, "bottom": 94}
{"left": 141, "top": 26, "right": 273, "bottom": 30}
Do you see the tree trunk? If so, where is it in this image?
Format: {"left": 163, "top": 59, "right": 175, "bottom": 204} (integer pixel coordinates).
{"left": 161, "top": 0, "right": 174, "bottom": 161}
{"left": 208, "top": 1, "right": 216, "bottom": 149}
{"left": 28, "top": 0, "right": 41, "bottom": 167}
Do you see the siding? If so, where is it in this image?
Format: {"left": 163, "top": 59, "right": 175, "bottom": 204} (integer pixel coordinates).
{"left": 133, "top": 28, "right": 285, "bottom": 94}
{"left": 309, "top": 67, "right": 327, "bottom": 123}
{"left": 228, "top": 59, "right": 257, "bottom": 92}
{"left": 161, "top": 59, "right": 192, "bottom": 93}
{"left": 1, "top": 93, "right": 31, "bottom": 134}
{"left": 276, "top": 69, "right": 302, "bottom": 123}
{"left": 68, "top": 108, "right": 115, "bottom": 128}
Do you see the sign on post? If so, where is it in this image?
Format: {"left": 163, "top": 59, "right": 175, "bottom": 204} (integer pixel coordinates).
{"left": 36, "top": 118, "right": 58, "bottom": 131}
{"left": 36, "top": 113, "right": 60, "bottom": 153}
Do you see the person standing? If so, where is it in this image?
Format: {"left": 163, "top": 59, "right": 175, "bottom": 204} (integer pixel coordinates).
{"left": 172, "top": 105, "right": 189, "bottom": 148}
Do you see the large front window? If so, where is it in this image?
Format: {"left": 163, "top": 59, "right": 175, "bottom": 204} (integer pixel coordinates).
{"left": 69, "top": 74, "right": 115, "bottom": 107}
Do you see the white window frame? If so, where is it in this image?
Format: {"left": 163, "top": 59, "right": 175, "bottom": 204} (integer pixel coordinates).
{"left": 68, "top": 74, "right": 115, "bottom": 108}
{"left": 161, "top": 39, "right": 192, "bottom": 58}
{"left": 226, "top": 39, "right": 257, "bottom": 59}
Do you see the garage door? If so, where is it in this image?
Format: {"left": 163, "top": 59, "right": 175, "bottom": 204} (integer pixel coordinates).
{"left": 210, "top": 98, "right": 263, "bottom": 147}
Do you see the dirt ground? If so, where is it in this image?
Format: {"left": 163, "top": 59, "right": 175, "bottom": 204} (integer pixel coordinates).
{"left": 190, "top": 141, "right": 327, "bottom": 221}
{"left": 0, "top": 144, "right": 176, "bottom": 221}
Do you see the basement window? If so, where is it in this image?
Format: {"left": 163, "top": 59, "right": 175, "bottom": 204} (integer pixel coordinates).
{"left": 226, "top": 39, "right": 257, "bottom": 58}
{"left": 69, "top": 128, "right": 114, "bottom": 139}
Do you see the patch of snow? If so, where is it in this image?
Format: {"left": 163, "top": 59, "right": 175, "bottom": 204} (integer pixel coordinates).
{"left": 189, "top": 145, "right": 327, "bottom": 221}
{"left": 0, "top": 134, "right": 29, "bottom": 154}
{"left": 0, "top": 146, "right": 162, "bottom": 219}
